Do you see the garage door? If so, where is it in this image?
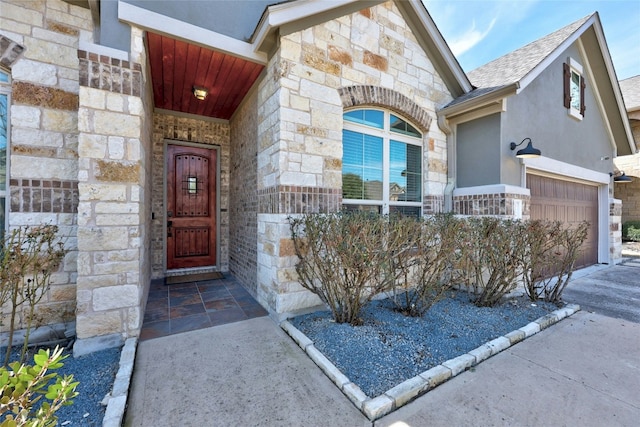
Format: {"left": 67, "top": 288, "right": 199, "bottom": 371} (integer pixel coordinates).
{"left": 527, "top": 174, "right": 598, "bottom": 269}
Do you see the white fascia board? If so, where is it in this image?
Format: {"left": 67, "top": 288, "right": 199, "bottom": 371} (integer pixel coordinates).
{"left": 118, "top": 1, "right": 267, "bottom": 65}
{"left": 453, "top": 184, "right": 531, "bottom": 197}
{"left": 79, "top": 41, "right": 129, "bottom": 61}
{"left": 517, "top": 15, "right": 596, "bottom": 94}
{"left": 252, "top": 0, "right": 377, "bottom": 51}
{"left": 523, "top": 156, "right": 610, "bottom": 185}
{"left": 591, "top": 16, "right": 637, "bottom": 154}
{"left": 403, "top": 0, "right": 473, "bottom": 93}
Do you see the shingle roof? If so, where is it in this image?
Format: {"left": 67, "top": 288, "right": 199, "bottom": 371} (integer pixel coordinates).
{"left": 468, "top": 14, "right": 591, "bottom": 88}
{"left": 444, "top": 14, "right": 592, "bottom": 109}
{"left": 620, "top": 75, "right": 640, "bottom": 111}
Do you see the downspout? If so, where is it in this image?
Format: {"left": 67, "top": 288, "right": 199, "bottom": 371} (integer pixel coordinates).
{"left": 437, "top": 113, "right": 455, "bottom": 212}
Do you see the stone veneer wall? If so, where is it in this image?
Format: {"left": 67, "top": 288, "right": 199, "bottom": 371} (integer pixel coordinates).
{"left": 150, "top": 113, "right": 231, "bottom": 278}
{"left": 74, "top": 22, "right": 153, "bottom": 349}
{"left": 255, "top": 1, "right": 453, "bottom": 318}
{"left": 229, "top": 89, "right": 259, "bottom": 293}
{"left": 614, "top": 180, "right": 640, "bottom": 222}
{"left": 610, "top": 199, "right": 622, "bottom": 264}
{"left": 1, "top": 0, "right": 94, "bottom": 329}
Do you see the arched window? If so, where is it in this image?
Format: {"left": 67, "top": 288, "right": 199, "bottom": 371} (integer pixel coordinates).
{"left": 0, "top": 68, "right": 10, "bottom": 237}
{"left": 342, "top": 108, "right": 423, "bottom": 216}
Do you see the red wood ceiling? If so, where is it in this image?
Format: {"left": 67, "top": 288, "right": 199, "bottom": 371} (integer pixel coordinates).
{"left": 146, "top": 32, "right": 264, "bottom": 120}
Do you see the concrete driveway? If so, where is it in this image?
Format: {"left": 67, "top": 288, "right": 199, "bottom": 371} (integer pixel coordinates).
{"left": 124, "top": 261, "right": 640, "bottom": 426}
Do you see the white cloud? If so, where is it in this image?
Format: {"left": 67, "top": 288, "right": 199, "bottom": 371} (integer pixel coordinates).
{"left": 448, "top": 18, "right": 497, "bottom": 56}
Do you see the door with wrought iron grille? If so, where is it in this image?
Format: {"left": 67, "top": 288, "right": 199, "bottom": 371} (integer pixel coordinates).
{"left": 166, "top": 144, "right": 217, "bottom": 269}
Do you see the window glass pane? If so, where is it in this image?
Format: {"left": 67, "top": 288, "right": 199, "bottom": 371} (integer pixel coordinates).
{"left": 0, "top": 70, "right": 8, "bottom": 83}
{"left": 570, "top": 71, "right": 581, "bottom": 111}
{"left": 344, "top": 109, "right": 384, "bottom": 129}
{"left": 0, "top": 93, "right": 6, "bottom": 190}
{"left": 390, "top": 114, "right": 421, "bottom": 137}
{"left": 390, "top": 140, "right": 421, "bottom": 202}
{"left": 342, "top": 130, "right": 383, "bottom": 200}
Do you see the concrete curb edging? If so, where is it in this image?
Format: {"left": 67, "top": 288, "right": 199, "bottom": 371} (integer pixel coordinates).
{"left": 102, "top": 337, "right": 138, "bottom": 427}
{"left": 280, "top": 303, "right": 581, "bottom": 421}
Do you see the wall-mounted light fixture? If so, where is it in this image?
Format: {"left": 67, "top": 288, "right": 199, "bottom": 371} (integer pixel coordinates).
{"left": 610, "top": 171, "right": 633, "bottom": 183}
{"left": 192, "top": 86, "right": 208, "bottom": 101}
{"left": 509, "top": 137, "right": 542, "bottom": 158}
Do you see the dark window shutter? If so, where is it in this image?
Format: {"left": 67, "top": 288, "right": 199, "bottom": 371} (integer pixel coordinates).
{"left": 563, "top": 63, "right": 571, "bottom": 108}
{"left": 580, "top": 75, "right": 586, "bottom": 116}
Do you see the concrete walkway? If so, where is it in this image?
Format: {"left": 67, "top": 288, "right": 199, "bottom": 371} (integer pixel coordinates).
{"left": 124, "top": 263, "right": 640, "bottom": 426}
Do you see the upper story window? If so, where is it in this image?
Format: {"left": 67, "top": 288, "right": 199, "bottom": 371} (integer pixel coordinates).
{"left": 342, "top": 108, "right": 423, "bottom": 217}
{"left": 0, "top": 68, "right": 10, "bottom": 237}
{"left": 564, "top": 58, "right": 585, "bottom": 120}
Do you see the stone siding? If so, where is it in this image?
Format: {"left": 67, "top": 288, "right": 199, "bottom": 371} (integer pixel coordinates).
{"left": 1, "top": 0, "right": 94, "bottom": 330}
{"left": 151, "top": 113, "right": 231, "bottom": 278}
{"left": 255, "top": 1, "right": 454, "bottom": 317}
{"left": 614, "top": 179, "right": 640, "bottom": 223}
{"left": 610, "top": 198, "right": 622, "bottom": 263}
{"left": 74, "top": 21, "right": 153, "bottom": 345}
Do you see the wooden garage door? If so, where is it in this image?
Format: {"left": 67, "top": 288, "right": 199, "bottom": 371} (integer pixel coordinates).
{"left": 527, "top": 174, "right": 598, "bottom": 269}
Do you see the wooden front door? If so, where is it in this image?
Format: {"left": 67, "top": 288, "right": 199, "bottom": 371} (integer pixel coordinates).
{"left": 167, "top": 144, "right": 217, "bottom": 269}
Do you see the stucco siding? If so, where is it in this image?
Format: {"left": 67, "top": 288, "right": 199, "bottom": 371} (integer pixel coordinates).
{"left": 456, "top": 113, "right": 501, "bottom": 187}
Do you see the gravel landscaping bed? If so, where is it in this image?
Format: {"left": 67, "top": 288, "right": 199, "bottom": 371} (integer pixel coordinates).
{"left": 1, "top": 344, "right": 121, "bottom": 426}
{"left": 290, "top": 291, "right": 557, "bottom": 397}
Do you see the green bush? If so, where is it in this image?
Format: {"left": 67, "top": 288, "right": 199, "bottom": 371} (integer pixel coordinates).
{"left": 622, "top": 221, "right": 640, "bottom": 242}
{"left": 0, "top": 346, "right": 78, "bottom": 427}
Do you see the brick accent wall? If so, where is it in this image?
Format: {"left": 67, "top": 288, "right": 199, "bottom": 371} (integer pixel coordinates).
{"left": 338, "top": 85, "right": 432, "bottom": 131}
{"left": 151, "top": 112, "right": 231, "bottom": 278}
{"left": 453, "top": 192, "right": 530, "bottom": 217}
{"left": 10, "top": 179, "right": 78, "bottom": 213}
{"left": 258, "top": 185, "right": 342, "bottom": 214}
{"left": 78, "top": 50, "right": 143, "bottom": 96}
{"left": 0, "top": 35, "right": 25, "bottom": 68}
{"left": 229, "top": 90, "right": 258, "bottom": 292}
{"left": 614, "top": 180, "right": 640, "bottom": 223}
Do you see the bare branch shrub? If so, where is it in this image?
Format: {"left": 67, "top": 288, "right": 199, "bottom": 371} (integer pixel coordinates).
{"left": 1, "top": 225, "right": 66, "bottom": 366}
{"left": 391, "top": 214, "right": 462, "bottom": 316}
{"left": 458, "top": 217, "right": 526, "bottom": 307}
{"left": 531, "top": 221, "right": 589, "bottom": 303}
{"left": 289, "top": 212, "right": 400, "bottom": 325}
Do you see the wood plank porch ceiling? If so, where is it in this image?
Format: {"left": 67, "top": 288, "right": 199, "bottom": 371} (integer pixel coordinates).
{"left": 146, "top": 32, "right": 264, "bottom": 120}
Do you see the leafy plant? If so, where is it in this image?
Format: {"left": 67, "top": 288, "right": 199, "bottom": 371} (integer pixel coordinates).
{"left": 0, "top": 346, "right": 79, "bottom": 427}
{"left": 622, "top": 220, "right": 640, "bottom": 242}
{"left": 1, "top": 226, "right": 66, "bottom": 366}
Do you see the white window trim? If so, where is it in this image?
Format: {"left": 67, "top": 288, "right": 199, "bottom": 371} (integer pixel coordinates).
{"left": 567, "top": 57, "right": 584, "bottom": 121}
{"left": 342, "top": 109, "right": 423, "bottom": 215}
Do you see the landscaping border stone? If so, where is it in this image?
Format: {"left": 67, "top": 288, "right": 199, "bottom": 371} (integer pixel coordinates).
{"left": 280, "top": 303, "right": 581, "bottom": 421}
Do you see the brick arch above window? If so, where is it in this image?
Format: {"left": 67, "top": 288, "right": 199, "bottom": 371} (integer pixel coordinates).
{"left": 338, "top": 86, "right": 432, "bottom": 132}
{"left": 0, "top": 35, "right": 25, "bottom": 69}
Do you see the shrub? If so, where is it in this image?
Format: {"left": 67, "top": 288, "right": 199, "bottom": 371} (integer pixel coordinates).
{"left": 622, "top": 220, "right": 640, "bottom": 242}
{"left": 457, "top": 217, "right": 526, "bottom": 307}
{"left": 0, "top": 346, "right": 78, "bottom": 427}
{"left": 290, "top": 212, "right": 400, "bottom": 325}
{"left": 540, "top": 221, "right": 589, "bottom": 303}
{"left": 391, "top": 214, "right": 462, "bottom": 316}
{"left": 0, "top": 225, "right": 67, "bottom": 366}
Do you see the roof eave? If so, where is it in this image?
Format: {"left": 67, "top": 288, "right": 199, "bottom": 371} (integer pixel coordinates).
{"left": 438, "top": 84, "right": 518, "bottom": 119}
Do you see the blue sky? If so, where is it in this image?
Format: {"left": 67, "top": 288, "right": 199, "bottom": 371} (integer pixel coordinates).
{"left": 424, "top": 0, "right": 640, "bottom": 81}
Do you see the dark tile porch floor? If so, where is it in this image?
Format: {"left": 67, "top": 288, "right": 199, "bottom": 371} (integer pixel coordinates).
{"left": 139, "top": 274, "right": 268, "bottom": 341}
